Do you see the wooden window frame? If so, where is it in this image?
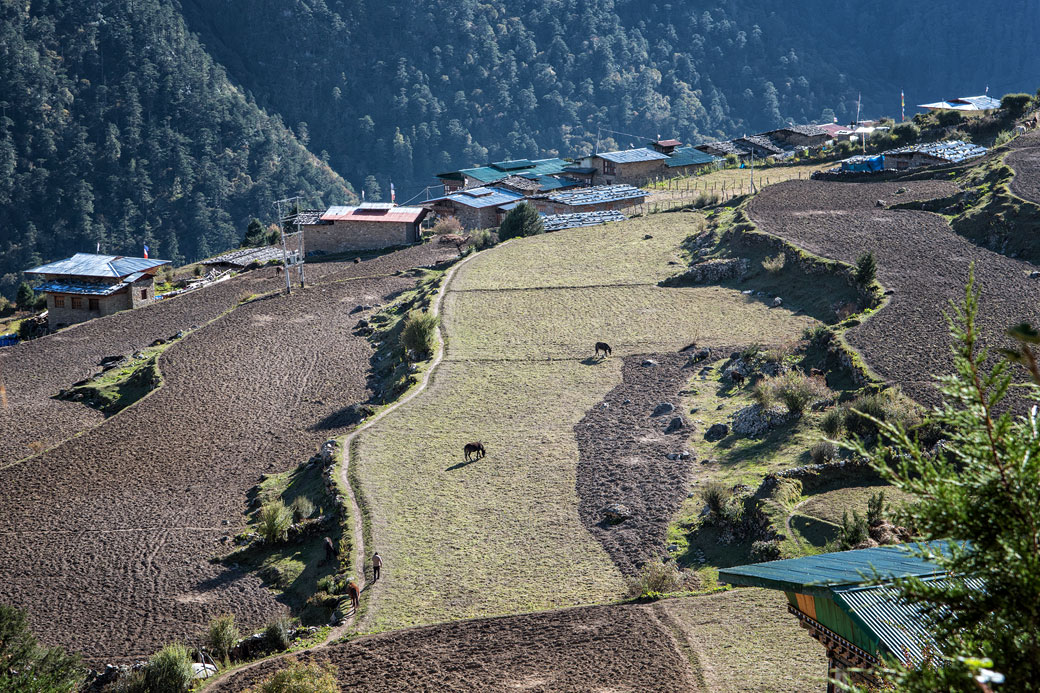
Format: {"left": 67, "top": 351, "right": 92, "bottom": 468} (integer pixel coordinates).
{"left": 53, "top": 295, "right": 65, "bottom": 308}
{"left": 88, "top": 298, "right": 100, "bottom": 311}
{"left": 140, "top": 288, "right": 148, "bottom": 300}
{"left": 602, "top": 160, "right": 617, "bottom": 176}
{"left": 70, "top": 296, "right": 83, "bottom": 309}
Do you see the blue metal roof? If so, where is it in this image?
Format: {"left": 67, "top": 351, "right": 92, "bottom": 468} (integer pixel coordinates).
{"left": 450, "top": 158, "right": 571, "bottom": 184}
{"left": 491, "top": 159, "right": 534, "bottom": 171}
{"left": 597, "top": 147, "right": 670, "bottom": 164}
{"left": 26, "top": 253, "right": 169, "bottom": 278}
{"left": 36, "top": 279, "right": 128, "bottom": 296}
{"left": 525, "top": 174, "right": 581, "bottom": 191}
{"left": 665, "top": 146, "right": 720, "bottom": 168}
{"left": 719, "top": 542, "right": 954, "bottom": 596}
{"left": 543, "top": 184, "right": 647, "bottom": 206}
{"left": 543, "top": 210, "right": 626, "bottom": 231}
{"left": 427, "top": 187, "right": 525, "bottom": 209}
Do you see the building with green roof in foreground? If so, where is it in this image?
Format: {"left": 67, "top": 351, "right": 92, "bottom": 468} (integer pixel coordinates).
{"left": 719, "top": 541, "right": 977, "bottom": 692}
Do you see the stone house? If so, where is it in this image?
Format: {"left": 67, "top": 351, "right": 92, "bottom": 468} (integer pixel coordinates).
{"left": 695, "top": 140, "right": 752, "bottom": 161}
{"left": 423, "top": 187, "right": 526, "bottom": 230}
{"left": 580, "top": 148, "right": 671, "bottom": 186}
{"left": 24, "top": 253, "right": 170, "bottom": 329}
{"left": 881, "top": 140, "right": 987, "bottom": 171}
{"left": 530, "top": 184, "right": 647, "bottom": 215}
{"left": 763, "top": 125, "right": 830, "bottom": 149}
{"left": 304, "top": 203, "right": 428, "bottom": 254}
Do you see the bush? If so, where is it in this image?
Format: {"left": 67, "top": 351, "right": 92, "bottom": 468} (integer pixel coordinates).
{"left": 837, "top": 510, "right": 870, "bottom": 550}
{"left": 0, "top": 604, "right": 84, "bottom": 692}
{"left": 739, "top": 343, "right": 761, "bottom": 360}
{"left": 855, "top": 251, "right": 876, "bottom": 285}
{"left": 891, "top": 122, "right": 920, "bottom": 146}
{"left": 802, "top": 323, "right": 832, "bottom": 345}
{"left": 264, "top": 616, "right": 295, "bottom": 652}
{"left": 430, "top": 217, "right": 464, "bottom": 235}
{"left": 207, "top": 613, "right": 239, "bottom": 663}
{"left": 750, "top": 540, "right": 782, "bottom": 562}
{"left": 820, "top": 407, "right": 845, "bottom": 438}
{"left": 699, "top": 481, "right": 730, "bottom": 520}
{"left": 761, "top": 252, "right": 785, "bottom": 273}
{"left": 15, "top": 281, "right": 35, "bottom": 310}
{"left": 866, "top": 490, "right": 886, "bottom": 525}
{"left": 497, "top": 202, "right": 544, "bottom": 240}
{"left": 142, "top": 643, "right": 194, "bottom": 693}
{"left": 470, "top": 228, "right": 498, "bottom": 251}
{"left": 0, "top": 295, "right": 13, "bottom": 317}
{"left": 626, "top": 560, "right": 687, "bottom": 599}
{"left": 399, "top": 310, "right": 439, "bottom": 357}
{"left": 254, "top": 662, "right": 340, "bottom": 693}
{"left": 936, "top": 109, "right": 964, "bottom": 128}
{"left": 754, "top": 371, "right": 832, "bottom": 415}
{"left": 809, "top": 440, "right": 838, "bottom": 464}
{"left": 290, "top": 497, "right": 315, "bottom": 522}
{"left": 257, "top": 501, "right": 293, "bottom": 544}
{"left": 194, "top": 264, "right": 204, "bottom": 277}
{"left": 1001, "top": 92, "right": 1033, "bottom": 118}
{"left": 993, "top": 129, "right": 1015, "bottom": 147}
{"left": 844, "top": 391, "right": 920, "bottom": 440}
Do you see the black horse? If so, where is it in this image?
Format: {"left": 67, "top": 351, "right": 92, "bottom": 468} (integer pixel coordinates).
{"left": 595, "top": 342, "right": 612, "bottom": 358}
{"left": 463, "top": 442, "right": 486, "bottom": 462}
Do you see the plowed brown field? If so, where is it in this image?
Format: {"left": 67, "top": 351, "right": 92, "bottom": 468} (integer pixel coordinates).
{"left": 748, "top": 179, "right": 1040, "bottom": 405}
{"left": 0, "top": 244, "right": 457, "bottom": 664}
{"left": 1007, "top": 130, "right": 1040, "bottom": 204}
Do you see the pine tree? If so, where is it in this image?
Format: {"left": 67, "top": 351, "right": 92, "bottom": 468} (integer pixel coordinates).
{"left": 498, "top": 202, "right": 544, "bottom": 241}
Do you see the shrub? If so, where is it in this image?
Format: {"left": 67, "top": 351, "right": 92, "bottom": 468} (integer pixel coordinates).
{"left": 809, "top": 440, "right": 838, "bottom": 464}
{"left": 253, "top": 662, "right": 340, "bottom": 693}
{"left": 993, "top": 130, "right": 1014, "bottom": 147}
{"left": 470, "top": 228, "right": 498, "bottom": 251}
{"left": 943, "top": 129, "right": 972, "bottom": 143}
{"left": 855, "top": 251, "right": 876, "bottom": 285}
{"left": 750, "top": 540, "right": 782, "bottom": 562}
{"left": 291, "top": 497, "right": 315, "bottom": 522}
{"left": 761, "top": 252, "right": 785, "bottom": 273}
{"left": 0, "top": 604, "right": 84, "bottom": 692}
{"left": 936, "top": 109, "right": 964, "bottom": 128}
{"left": 626, "top": 560, "right": 686, "bottom": 599}
{"left": 844, "top": 391, "right": 920, "bottom": 439}
{"left": 15, "top": 281, "right": 35, "bottom": 310}
{"left": 837, "top": 510, "right": 870, "bottom": 550}
{"left": 820, "top": 407, "right": 845, "bottom": 438}
{"left": 699, "top": 481, "right": 730, "bottom": 520}
{"left": 257, "top": 501, "right": 293, "bottom": 544}
{"left": 497, "top": 202, "right": 544, "bottom": 240}
{"left": 430, "top": 216, "right": 464, "bottom": 235}
{"left": 891, "top": 122, "right": 920, "bottom": 146}
{"left": 264, "top": 616, "right": 295, "bottom": 652}
{"left": 194, "top": 264, "right": 204, "bottom": 277}
{"left": 739, "top": 343, "right": 761, "bottom": 360}
{"left": 399, "top": 310, "right": 439, "bottom": 357}
{"left": 754, "top": 371, "right": 832, "bottom": 415}
{"left": 802, "top": 324, "right": 832, "bottom": 345}
{"left": 0, "top": 295, "right": 13, "bottom": 317}
{"left": 692, "top": 191, "right": 720, "bottom": 208}
{"left": 1000, "top": 92, "right": 1033, "bottom": 118}
{"left": 142, "top": 643, "right": 194, "bottom": 693}
{"left": 207, "top": 613, "right": 239, "bottom": 663}
{"left": 867, "top": 490, "right": 886, "bottom": 525}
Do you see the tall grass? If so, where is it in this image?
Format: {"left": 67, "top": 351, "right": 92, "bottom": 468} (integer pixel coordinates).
{"left": 753, "top": 371, "right": 832, "bottom": 415}
{"left": 207, "top": 614, "right": 239, "bottom": 663}
{"left": 400, "top": 310, "right": 439, "bottom": 357}
{"left": 255, "top": 662, "right": 340, "bottom": 693}
{"left": 257, "top": 501, "right": 293, "bottom": 544}
{"left": 761, "top": 252, "right": 786, "bottom": 273}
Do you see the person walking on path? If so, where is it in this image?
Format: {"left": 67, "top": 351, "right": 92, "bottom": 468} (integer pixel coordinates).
{"left": 372, "top": 551, "right": 383, "bottom": 581}
{"left": 346, "top": 578, "right": 360, "bottom": 613}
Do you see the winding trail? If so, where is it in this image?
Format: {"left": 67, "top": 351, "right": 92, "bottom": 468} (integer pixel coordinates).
{"left": 202, "top": 247, "right": 481, "bottom": 690}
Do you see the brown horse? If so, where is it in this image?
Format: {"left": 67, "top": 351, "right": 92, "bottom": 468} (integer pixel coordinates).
{"left": 595, "top": 342, "right": 612, "bottom": 358}
{"left": 729, "top": 371, "right": 746, "bottom": 386}
{"left": 463, "top": 442, "right": 486, "bottom": 462}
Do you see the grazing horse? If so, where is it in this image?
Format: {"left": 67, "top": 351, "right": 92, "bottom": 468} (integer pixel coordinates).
{"left": 729, "top": 371, "right": 745, "bottom": 386}
{"left": 595, "top": 342, "right": 612, "bottom": 358}
{"left": 463, "top": 442, "right": 486, "bottom": 462}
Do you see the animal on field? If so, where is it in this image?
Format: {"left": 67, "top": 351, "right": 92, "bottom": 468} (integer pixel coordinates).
{"left": 729, "top": 371, "right": 745, "bottom": 386}
{"left": 463, "top": 442, "right": 486, "bottom": 462}
{"left": 595, "top": 342, "right": 612, "bottom": 358}
{"left": 324, "top": 536, "right": 337, "bottom": 562}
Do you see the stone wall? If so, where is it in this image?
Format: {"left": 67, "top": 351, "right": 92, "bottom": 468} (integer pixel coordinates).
{"left": 535, "top": 199, "right": 641, "bottom": 215}
{"left": 450, "top": 205, "right": 502, "bottom": 231}
{"left": 592, "top": 158, "right": 668, "bottom": 186}
{"left": 305, "top": 220, "right": 417, "bottom": 254}
{"left": 48, "top": 289, "right": 131, "bottom": 328}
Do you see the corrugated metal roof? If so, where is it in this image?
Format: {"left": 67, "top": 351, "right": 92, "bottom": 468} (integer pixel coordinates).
{"left": 665, "top": 146, "right": 720, "bottom": 168}
{"left": 455, "top": 158, "right": 571, "bottom": 184}
{"left": 696, "top": 140, "right": 750, "bottom": 157}
{"left": 767, "top": 125, "right": 829, "bottom": 137}
{"left": 321, "top": 205, "right": 427, "bottom": 223}
{"left": 289, "top": 210, "right": 328, "bottom": 225}
{"left": 597, "top": 147, "right": 670, "bottom": 164}
{"left": 719, "top": 542, "right": 955, "bottom": 595}
{"left": 491, "top": 159, "right": 534, "bottom": 171}
{"left": 563, "top": 166, "right": 598, "bottom": 175}
{"left": 36, "top": 279, "right": 127, "bottom": 296}
{"left": 426, "top": 187, "right": 525, "bottom": 209}
{"left": 542, "top": 184, "right": 647, "bottom": 206}
{"left": 653, "top": 139, "right": 683, "bottom": 147}
{"left": 736, "top": 134, "right": 785, "bottom": 154}
{"left": 834, "top": 575, "right": 986, "bottom": 666}
{"left": 919, "top": 95, "right": 1001, "bottom": 111}
{"left": 886, "top": 140, "right": 988, "bottom": 163}
{"left": 543, "top": 210, "right": 626, "bottom": 231}
{"left": 527, "top": 174, "right": 581, "bottom": 191}
{"left": 203, "top": 246, "right": 286, "bottom": 267}
{"left": 26, "top": 253, "right": 169, "bottom": 278}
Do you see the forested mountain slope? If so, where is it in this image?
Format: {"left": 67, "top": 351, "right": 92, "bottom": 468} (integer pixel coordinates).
{"left": 180, "top": 0, "right": 1040, "bottom": 197}
{"left": 0, "top": 0, "right": 353, "bottom": 294}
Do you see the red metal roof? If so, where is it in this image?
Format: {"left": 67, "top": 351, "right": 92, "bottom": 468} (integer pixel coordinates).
{"left": 654, "top": 139, "right": 683, "bottom": 147}
{"left": 320, "top": 205, "right": 428, "bottom": 224}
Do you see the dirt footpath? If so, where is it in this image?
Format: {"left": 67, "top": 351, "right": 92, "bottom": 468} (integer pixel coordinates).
{"left": 748, "top": 179, "right": 1040, "bottom": 406}
{"left": 1007, "top": 130, "right": 1040, "bottom": 205}
{"left": 0, "top": 244, "right": 457, "bottom": 664}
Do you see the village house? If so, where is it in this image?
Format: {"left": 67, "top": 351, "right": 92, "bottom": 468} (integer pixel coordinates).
{"left": 763, "top": 124, "right": 830, "bottom": 149}
{"left": 817, "top": 123, "right": 855, "bottom": 141}
{"left": 490, "top": 174, "right": 583, "bottom": 197}
{"left": 436, "top": 158, "right": 571, "bottom": 191}
{"left": 580, "top": 148, "right": 670, "bottom": 185}
{"left": 695, "top": 140, "right": 752, "bottom": 161}
{"left": 734, "top": 134, "right": 786, "bottom": 158}
{"left": 881, "top": 140, "right": 988, "bottom": 170}
{"left": 720, "top": 542, "right": 971, "bottom": 692}
{"left": 662, "top": 146, "right": 721, "bottom": 176}
{"left": 917, "top": 94, "right": 1001, "bottom": 113}
{"left": 25, "top": 253, "right": 170, "bottom": 329}
{"left": 530, "top": 184, "right": 647, "bottom": 215}
{"left": 302, "top": 203, "right": 428, "bottom": 254}
{"left": 423, "top": 187, "right": 526, "bottom": 229}
{"left": 648, "top": 138, "right": 684, "bottom": 155}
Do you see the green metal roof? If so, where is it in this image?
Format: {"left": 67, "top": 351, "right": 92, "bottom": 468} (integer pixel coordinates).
{"left": 665, "top": 146, "right": 720, "bottom": 168}
{"left": 452, "top": 158, "right": 571, "bottom": 184}
{"left": 719, "top": 542, "right": 953, "bottom": 596}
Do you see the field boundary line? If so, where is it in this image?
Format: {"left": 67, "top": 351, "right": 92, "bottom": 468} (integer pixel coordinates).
{"left": 451, "top": 280, "right": 665, "bottom": 293}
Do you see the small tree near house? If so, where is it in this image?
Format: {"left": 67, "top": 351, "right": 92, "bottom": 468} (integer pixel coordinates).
{"left": 15, "top": 281, "right": 35, "bottom": 310}
{"left": 498, "top": 202, "right": 544, "bottom": 241}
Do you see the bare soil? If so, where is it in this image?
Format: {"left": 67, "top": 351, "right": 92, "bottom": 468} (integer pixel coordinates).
{"left": 748, "top": 179, "right": 1040, "bottom": 406}
{"left": 575, "top": 351, "right": 728, "bottom": 575}
{"left": 0, "top": 244, "right": 458, "bottom": 664}
{"left": 1007, "top": 130, "right": 1040, "bottom": 204}
{"left": 210, "top": 603, "right": 699, "bottom": 693}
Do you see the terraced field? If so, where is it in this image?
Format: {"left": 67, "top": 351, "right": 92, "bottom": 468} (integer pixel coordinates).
{"left": 354, "top": 215, "right": 816, "bottom": 632}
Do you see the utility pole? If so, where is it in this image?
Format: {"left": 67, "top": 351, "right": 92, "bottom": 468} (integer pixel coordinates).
{"left": 274, "top": 196, "right": 306, "bottom": 294}
{"left": 749, "top": 149, "right": 756, "bottom": 195}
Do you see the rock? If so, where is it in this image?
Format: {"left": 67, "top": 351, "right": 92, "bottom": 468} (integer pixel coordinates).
{"left": 679, "top": 450, "right": 691, "bottom": 460}
{"left": 644, "top": 234, "right": 654, "bottom": 239}
{"left": 689, "top": 407, "right": 700, "bottom": 414}
{"left": 355, "top": 319, "right": 369, "bottom": 329}
{"left": 732, "top": 404, "right": 790, "bottom": 438}
{"left": 1030, "top": 271, "right": 1040, "bottom": 279}
{"left": 742, "top": 289, "right": 753, "bottom": 294}
{"left": 652, "top": 402, "right": 675, "bottom": 416}
{"left": 666, "top": 453, "right": 679, "bottom": 460}
{"left": 665, "top": 417, "right": 686, "bottom": 434}
{"left": 642, "top": 359, "right": 658, "bottom": 367}
{"left": 884, "top": 288, "right": 895, "bottom": 295}
{"left": 772, "top": 296, "right": 783, "bottom": 308}
{"left": 704, "top": 423, "right": 729, "bottom": 442}
{"left": 602, "top": 503, "right": 632, "bottom": 523}
{"left": 686, "top": 348, "right": 710, "bottom": 365}
{"left": 623, "top": 399, "right": 631, "bottom": 405}
{"left": 875, "top": 199, "right": 886, "bottom": 207}
{"left": 149, "top": 338, "right": 166, "bottom": 347}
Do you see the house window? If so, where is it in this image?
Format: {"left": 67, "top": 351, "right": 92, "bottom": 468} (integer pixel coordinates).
{"left": 140, "top": 289, "right": 148, "bottom": 300}
{"left": 602, "top": 160, "right": 617, "bottom": 176}
{"left": 71, "top": 296, "right": 83, "bottom": 309}
{"left": 88, "top": 298, "right": 100, "bottom": 311}
{"left": 53, "top": 295, "right": 65, "bottom": 308}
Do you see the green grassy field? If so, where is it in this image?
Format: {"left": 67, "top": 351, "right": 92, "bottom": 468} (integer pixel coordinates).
{"left": 353, "top": 213, "right": 821, "bottom": 632}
